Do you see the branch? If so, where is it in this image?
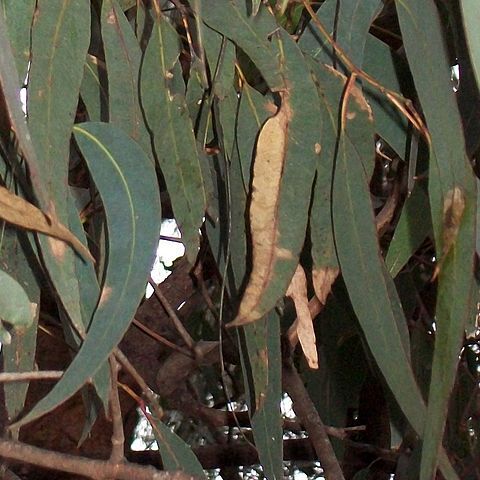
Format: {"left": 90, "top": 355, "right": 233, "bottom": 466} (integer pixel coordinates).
{"left": 109, "top": 355, "right": 125, "bottom": 464}
{"left": 282, "top": 356, "right": 345, "bottom": 480}
{"left": 0, "top": 371, "right": 63, "bottom": 382}
{"left": 0, "top": 438, "right": 200, "bottom": 480}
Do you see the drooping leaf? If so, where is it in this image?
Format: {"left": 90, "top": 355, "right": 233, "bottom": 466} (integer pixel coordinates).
{"left": 102, "top": 0, "right": 151, "bottom": 154}
{"left": 12, "top": 122, "right": 161, "bottom": 428}
{"left": 230, "top": 31, "right": 322, "bottom": 326}
{"left": 460, "top": 0, "right": 480, "bottom": 90}
{"left": 0, "top": 0, "right": 36, "bottom": 82}
{"left": 386, "top": 185, "right": 432, "bottom": 278}
{"left": 396, "top": 2, "right": 477, "bottom": 478}
{"left": 147, "top": 411, "right": 206, "bottom": 478}
{"left": 199, "top": 0, "right": 285, "bottom": 91}
{"left": 28, "top": 0, "right": 91, "bottom": 336}
{"left": 299, "top": 0, "right": 382, "bottom": 67}
{"left": 80, "top": 54, "right": 108, "bottom": 122}
{"left": 240, "top": 311, "right": 283, "bottom": 480}
{"left": 286, "top": 265, "right": 318, "bottom": 369}
{"left": 141, "top": 7, "right": 206, "bottom": 263}
{"left": 0, "top": 186, "right": 92, "bottom": 261}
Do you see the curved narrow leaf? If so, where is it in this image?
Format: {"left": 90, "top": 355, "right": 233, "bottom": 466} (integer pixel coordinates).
{"left": 330, "top": 66, "right": 426, "bottom": 435}
{"left": 28, "top": 0, "right": 91, "bottom": 335}
{"left": 148, "top": 412, "right": 206, "bottom": 478}
{"left": 141, "top": 8, "right": 206, "bottom": 262}
{"left": 12, "top": 122, "right": 161, "bottom": 428}
{"left": 386, "top": 185, "right": 432, "bottom": 277}
{"left": 102, "top": 0, "right": 151, "bottom": 154}
{"left": 0, "top": 226, "right": 40, "bottom": 424}
{"left": 460, "top": 0, "right": 480, "bottom": 90}
{"left": 80, "top": 54, "right": 108, "bottom": 122}
{"left": 243, "top": 311, "right": 283, "bottom": 480}
{"left": 230, "top": 31, "right": 322, "bottom": 326}
{"left": 1, "top": 0, "right": 36, "bottom": 82}
{"left": 396, "top": 2, "right": 477, "bottom": 478}
{"left": 199, "top": 0, "right": 285, "bottom": 91}
{"left": 299, "top": 0, "right": 382, "bottom": 67}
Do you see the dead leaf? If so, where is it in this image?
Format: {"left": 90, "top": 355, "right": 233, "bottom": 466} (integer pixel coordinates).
{"left": 0, "top": 186, "right": 93, "bottom": 262}
{"left": 286, "top": 265, "right": 318, "bottom": 369}
{"left": 229, "top": 92, "right": 292, "bottom": 327}
{"left": 312, "top": 267, "right": 339, "bottom": 305}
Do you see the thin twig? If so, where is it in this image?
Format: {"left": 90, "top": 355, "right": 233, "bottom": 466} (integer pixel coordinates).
{"left": 283, "top": 356, "right": 345, "bottom": 480}
{"left": 132, "top": 318, "right": 194, "bottom": 358}
{"left": 113, "top": 349, "right": 164, "bottom": 422}
{"left": 108, "top": 356, "right": 125, "bottom": 465}
{"left": 0, "top": 438, "right": 198, "bottom": 480}
{"left": 301, "top": 0, "right": 430, "bottom": 143}
{"left": 0, "top": 371, "right": 63, "bottom": 383}
{"left": 149, "top": 277, "right": 195, "bottom": 350}
{"left": 159, "top": 235, "right": 184, "bottom": 244}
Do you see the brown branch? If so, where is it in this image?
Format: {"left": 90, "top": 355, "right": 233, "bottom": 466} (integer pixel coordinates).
{"left": 283, "top": 356, "right": 345, "bottom": 480}
{"left": 0, "top": 438, "right": 200, "bottom": 480}
{"left": 0, "top": 371, "right": 63, "bottom": 382}
{"left": 109, "top": 356, "right": 125, "bottom": 465}
{"left": 149, "top": 277, "right": 195, "bottom": 350}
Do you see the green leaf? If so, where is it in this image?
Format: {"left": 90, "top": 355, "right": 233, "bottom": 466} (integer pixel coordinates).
{"left": 299, "top": 0, "right": 382, "bottom": 67}
{"left": 330, "top": 65, "right": 426, "bottom": 439}
{"left": 242, "top": 311, "right": 283, "bottom": 480}
{"left": 386, "top": 185, "right": 431, "bottom": 278}
{"left": 396, "top": 2, "right": 477, "bottom": 478}
{"left": 141, "top": 9, "right": 206, "bottom": 263}
{"left": 362, "top": 35, "right": 409, "bottom": 157}
{"left": 148, "top": 412, "right": 206, "bottom": 478}
{"left": 80, "top": 54, "right": 108, "bottom": 122}
{"left": 0, "top": 226, "right": 40, "bottom": 424}
{"left": 102, "top": 0, "right": 151, "bottom": 154}
{"left": 12, "top": 122, "right": 161, "bottom": 428}
{"left": 28, "top": 0, "right": 91, "bottom": 336}
{"left": 199, "top": 0, "right": 285, "bottom": 91}
{"left": 460, "top": 0, "right": 480, "bottom": 91}
{"left": 0, "top": 0, "right": 36, "bottom": 83}
{"left": 0, "top": 269, "right": 35, "bottom": 330}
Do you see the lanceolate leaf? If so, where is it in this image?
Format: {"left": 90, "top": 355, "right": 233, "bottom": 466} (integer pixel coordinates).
{"left": 102, "top": 0, "right": 150, "bottom": 154}
{"left": 26, "top": 0, "right": 91, "bottom": 335}
{"left": 330, "top": 65, "right": 426, "bottom": 438}
{"left": 230, "top": 31, "right": 322, "bottom": 326}
{"left": 13, "top": 122, "right": 161, "bottom": 428}
{"left": 200, "top": 0, "right": 285, "bottom": 91}
{"left": 141, "top": 7, "right": 206, "bottom": 262}
{"left": 460, "top": 0, "right": 480, "bottom": 90}
{"left": 300, "top": 0, "right": 382, "bottom": 67}
{"left": 243, "top": 311, "right": 283, "bottom": 480}
{"left": 396, "top": 2, "right": 477, "bottom": 478}
{"left": 80, "top": 54, "right": 108, "bottom": 122}
{"left": 148, "top": 411, "right": 206, "bottom": 478}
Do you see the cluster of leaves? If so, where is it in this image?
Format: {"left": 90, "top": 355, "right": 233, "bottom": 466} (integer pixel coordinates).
{"left": 0, "top": 0, "right": 479, "bottom": 479}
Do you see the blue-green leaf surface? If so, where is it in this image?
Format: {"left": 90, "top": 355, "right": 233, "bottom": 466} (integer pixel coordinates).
{"left": 460, "top": 0, "right": 480, "bottom": 90}
{"left": 13, "top": 122, "right": 161, "bottom": 428}
{"left": 396, "top": 2, "right": 477, "bottom": 478}
{"left": 141, "top": 9, "right": 206, "bottom": 262}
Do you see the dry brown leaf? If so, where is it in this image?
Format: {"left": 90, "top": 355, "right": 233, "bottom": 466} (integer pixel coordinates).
{"left": 433, "top": 186, "right": 466, "bottom": 279}
{"left": 312, "top": 267, "right": 339, "bottom": 305}
{"left": 0, "top": 186, "right": 93, "bottom": 262}
{"left": 229, "top": 92, "right": 293, "bottom": 327}
{"left": 286, "top": 265, "right": 318, "bottom": 369}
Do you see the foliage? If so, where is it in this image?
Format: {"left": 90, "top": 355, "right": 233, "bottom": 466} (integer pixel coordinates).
{"left": 0, "top": 1, "right": 479, "bottom": 479}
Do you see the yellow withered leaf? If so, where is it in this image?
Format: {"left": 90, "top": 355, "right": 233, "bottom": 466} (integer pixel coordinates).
{"left": 229, "top": 92, "right": 292, "bottom": 327}
{"left": 0, "top": 186, "right": 93, "bottom": 262}
{"left": 286, "top": 265, "right": 318, "bottom": 369}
